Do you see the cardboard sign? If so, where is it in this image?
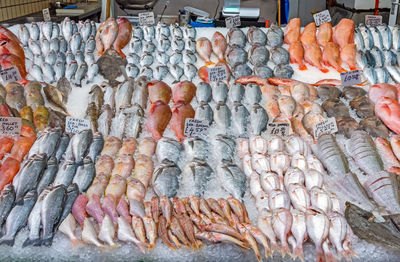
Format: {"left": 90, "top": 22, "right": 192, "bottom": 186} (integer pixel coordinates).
{"left": 208, "top": 66, "right": 228, "bottom": 82}
{"left": 365, "top": 15, "right": 382, "bottom": 26}
{"left": 226, "top": 15, "right": 241, "bottom": 28}
{"left": 313, "top": 117, "right": 338, "bottom": 138}
{"left": 65, "top": 117, "right": 91, "bottom": 133}
{"left": 340, "top": 70, "right": 362, "bottom": 86}
{"left": 139, "top": 12, "right": 155, "bottom": 26}
{"left": 266, "top": 122, "right": 290, "bottom": 137}
{"left": 0, "top": 66, "right": 21, "bottom": 83}
{"left": 0, "top": 117, "right": 21, "bottom": 136}
{"left": 184, "top": 118, "right": 209, "bottom": 137}
{"left": 313, "top": 10, "right": 331, "bottom": 26}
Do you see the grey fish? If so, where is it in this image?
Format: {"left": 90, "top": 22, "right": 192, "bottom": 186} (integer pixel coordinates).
{"left": 354, "top": 28, "right": 365, "bottom": 50}
{"left": 322, "top": 98, "right": 350, "bottom": 118}
{"left": 358, "top": 24, "right": 373, "bottom": 50}
{"left": 349, "top": 96, "right": 375, "bottom": 119}
{"left": 371, "top": 46, "right": 384, "bottom": 67}
{"left": 152, "top": 159, "right": 180, "bottom": 198}
{"left": 212, "top": 81, "right": 228, "bottom": 103}
{"left": 23, "top": 46, "right": 34, "bottom": 61}
{"left": 365, "top": 51, "right": 376, "bottom": 67}
{"left": 61, "top": 17, "right": 73, "bottom": 42}
{"left": 213, "top": 135, "right": 236, "bottom": 162}
{"left": 247, "top": 26, "right": 267, "bottom": 45}
{"left": 156, "top": 51, "right": 169, "bottom": 65}
{"left": 13, "top": 156, "right": 44, "bottom": 200}
{"left": 359, "top": 117, "right": 389, "bottom": 138}
{"left": 85, "top": 37, "right": 96, "bottom": 53}
{"left": 56, "top": 77, "right": 72, "bottom": 105}
{"left": 158, "top": 35, "right": 170, "bottom": 52}
{"left": 155, "top": 65, "right": 170, "bottom": 81}
{"left": 71, "top": 129, "right": 93, "bottom": 163}
{"left": 34, "top": 54, "right": 44, "bottom": 66}
{"left": 183, "top": 24, "right": 196, "bottom": 39}
{"left": 184, "top": 137, "right": 208, "bottom": 161}
{"left": 91, "top": 21, "right": 97, "bottom": 37}
{"left": 57, "top": 183, "right": 79, "bottom": 226}
{"left": 23, "top": 190, "right": 46, "bottom": 247}
{"left": 88, "top": 132, "right": 104, "bottom": 163}
{"left": 80, "top": 21, "right": 91, "bottom": 42}
{"left": 363, "top": 66, "right": 377, "bottom": 85}
{"left": 30, "top": 64, "right": 44, "bottom": 82}
{"left": 70, "top": 32, "right": 82, "bottom": 54}
{"left": 71, "top": 20, "right": 78, "bottom": 35}
{"left": 250, "top": 103, "right": 268, "bottom": 135}
{"left": 65, "top": 51, "right": 75, "bottom": 64}
{"left": 185, "top": 37, "right": 196, "bottom": 52}
{"left": 383, "top": 50, "right": 397, "bottom": 66}
{"left": 254, "top": 65, "right": 274, "bottom": 79}
{"left": 28, "top": 39, "right": 41, "bottom": 56}
{"left": 5, "top": 82, "right": 25, "bottom": 111}
{"left": 0, "top": 190, "right": 36, "bottom": 246}
{"left": 115, "top": 78, "right": 134, "bottom": 111}
{"left": 317, "top": 85, "right": 341, "bottom": 100}
{"left": 170, "top": 23, "right": 182, "bottom": 39}
{"left": 266, "top": 23, "right": 284, "bottom": 47}
{"left": 140, "top": 66, "right": 153, "bottom": 79}
{"left": 229, "top": 83, "right": 245, "bottom": 103}
{"left": 227, "top": 28, "right": 246, "bottom": 48}
{"left": 131, "top": 76, "right": 148, "bottom": 109}
{"left": 336, "top": 116, "right": 359, "bottom": 138}
{"left": 19, "top": 25, "right": 30, "bottom": 46}
{"left": 50, "top": 38, "right": 60, "bottom": 53}
{"left": 196, "top": 82, "right": 212, "bottom": 103}
{"left": 396, "top": 51, "right": 400, "bottom": 67}
{"left": 195, "top": 102, "right": 213, "bottom": 125}
{"left": 317, "top": 134, "right": 349, "bottom": 175}
{"left": 40, "top": 37, "right": 50, "bottom": 56}
{"left": 226, "top": 46, "right": 247, "bottom": 67}
{"left": 126, "top": 64, "right": 139, "bottom": 79}
{"left": 231, "top": 102, "right": 249, "bottom": 136}
{"left": 41, "top": 22, "right": 53, "bottom": 40}
{"left": 53, "top": 160, "right": 77, "bottom": 187}
{"left": 375, "top": 67, "right": 391, "bottom": 83}
{"left": 270, "top": 46, "right": 290, "bottom": 64}
{"left": 123, "top": 104, "right": 144, "bottom": 138}
{"left": 38, "top": 129, "right": 62, "bottom": 158}
{"left": 156, "top": 137, "right": 183, "bottom": 163}
{"left": 66, "top": 60, "right": 78, "bottom": 81}
{"left": 171, "top": 65, "right": 184, "bottom": 83}
{"left": 51, "top": 23, "right": 60, "bottom": 39}
{"left": 156, "top": 22, "right": 171, "bottom": 40}
{"left": 182, "top": 49, "right": 197, "bottom": 64}
{"left": 37, "top": 157, "right": 58, "bottom": 194}
{"left": 182, "top": 159, "right": 212, "bottom": 197}
{"left": 0, "top": 185, "right": 15, "bottom": 227}
{"left": 132, "top": 26, "right": 144, "bottom": 39}
{"left": 75, "top": 50, "right": 84, "bottom": 65}
{"left": 29, "top": 22, "right": 40, "bottom": 41}
{"left": 59, "top": 36, "right": 68, "bottom": 53}
{"left": 214, "top": 102, "right": 231, "bottom": 133}
{"left": 249, "top": 44, "right": 269, "bottom": 66}
{"left": 55, "top": 61, "right": 66, "bottom": 80}
{"left": 370, "top": 26, "right": 384, "bottom": 50}
{"left": 378, "top": 24, "right": 392, "bottom": 51}
{"left": 25, "top": 80, "right": 45, "bottom": 109}
{"left": 171, "top": 37, "right": 185, "bottom": 52}
{"left": 98, "top": 104, "right": 113, "bottom": 138}
{"left": 130, "top": 37, "right": 142, "bottom": 54}
{"left": 85, "top": 51, "right": 95, "bottom": 65}
{"left": 143, "top": 41, "right": 156, "bottom": 53}
{"left": 74, "top": 62, "right": 88, "bottom": 86}
{"left": 216, "top": 160, "right": 246, "bottom": 200}
{"left": 356, "top": 50, "right": 368, "bottom": 69}
{"left": 72, "top": 156, "right": 95, "bottom": 193}
{"left": 87, "top": 63, "right": 99, "bottom": 83}
{"left": 245, "top": 83, "right": 262, "bottom": 105}
{"left": 40, "top": 185, "right": 66, "bottom": 246}
{"left": 387, "top": 65, "right": 400, "bottom": 83}
{"left": 232, "top": 63, "right": 252, "bottom": 78}
{"left": 126, "top": 53, "right": 140, "bottom": 65}
{"left": 45, "top": 50, "right": 57, "bottom": 65}
{"left": 393, "top": 25, "right": 400, "bottom": 51}
{"left": 170, "top": 51, "right": 183, "bottom": 65}
{"left": 140, "top": 52, "right": 154, "bottom": 67}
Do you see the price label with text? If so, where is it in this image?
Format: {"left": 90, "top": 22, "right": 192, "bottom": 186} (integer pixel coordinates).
{"left": 184, "top": 118, "right": 209, "bottom": 137}
{"left": 42, "top": 8, "right": 51, "bottom": 22}
{"left": 0, "top": 66, "right": 21, "bottom": 83}
{"left": 313, "top": 117, "right": 338, "bottom": 138}
{"left": 365, "top": 15, "right": 382, "bottom": 26}
{"left": 266, "top": 122, "right": 291, "bottom": 137}
{"left": 226, "top": 15, "right": 241, "bottom": 28}
{"left": 208, "top": 66, "right": 228, "bottom": 82}
{"left": 0, "top": 117, "right": 21, "bottom": 136}
{"left": 65, "top": 117, "right": 91, "bottom": 134}
{"left": 313, "top": 10, "right": 331, "bottom": 26}
{"left": 340, "top": 70, "right": 361, "bottom": 86}
{"left": 139, "top": 12, "right": 155, "bottom": 26}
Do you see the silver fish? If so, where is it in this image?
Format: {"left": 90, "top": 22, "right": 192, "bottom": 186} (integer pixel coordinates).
{"left": 140, "top": 52, "right": 154, "bottom": 67}
{"left": 61, "top": 17, "right": 73, "bottom": 42}
{"left": 140, "top": 66, "right": 153, "bottom": 79}
{"left": 359, "top": 24, "right": 373, "bottom": 50}
{"left": 41, "top": 21, "right": 53, "bottom": 40}
{"left": 184, "top": 137, "right": 208, "bottom": 161}
{"left": 216, "top": 160, "right": 246, "bottom": 200}
{"left": 51, "top": 23, "right": 60, "bottom": 39}
{"left": 85, "top": 51, "right": 95, "bottom": 65}
{"left": 40, "top": 37, "right": 50, "bottom": 56}
{"left": 42, "top": 62, "right": 56, "bottom": 83}
{"left": 156, "top": 137, "right": 183, "bottom": 163}
{"left": 195, "top": 102, "right": 213, "bottom": 125}
{"left": 266, "top": 23, "right": 284, "bottom": 47}
{"left": 132, "top": 26, "right": 144, "bottom": 39}
{"left": 245, "top": 83, "right": 262, "bottom": 105}
{"left": 28, "top": 39, "right": 41, "bottom": 55}
{"left": 170, "top": 23, "right": 182, "bottom": 39}
{"left": 378, "top": 24, "right": 392, "bottom": 51}
{"left": 185, "top": 38, "right": 196, "bottom": 52}
{"left": 126, "top": 64, "right": 139, "bottom": 79}
{"left": 214, "top": 102, "right": 231, "bottom": 133}
{"left": 70, "top": 33, "right": 82, "bottom": 54}
{"left": 131, "top": 76, "right": 148, "bottom": 109}
{"left": 98, "top": 104, "right": 113, "bottom": 138}
{"left": 270, "top": 46, "right": 290, "bottom": 64}
{"left": 274, "top": 63, "right": 294, "bottom": 78}
{"left": 317, "top": 134, "right": 349, "bottom": 175}
{"left": 66, "top": 60, "right": 78, "bottom": 81}
{"left": 19, "top": 25, "right": 30, "bottom": 46}
{"left": 370, "top": 26, "right": 384, "bottom": 50}
{"left": 59, "top": 36, "right": 68, "bottom": 53}
{"left": 157, "top": 35, "right": 170, "bottom": 52}
{"left": 375, "top": 67, "right": 391, "bottom": 83}
{"left": 65, "top": 51, "right": 75, "bottom": 64}
{"left": 387, "top": 65, "right": 400, "bottom": 83}
{"left": 45, "top": 50, "right": 57, "bottom": 65}
{"left": 212, "top": 81, "right": 228, "bottom": 103}
{"left": 354, "top": 28, "right": 365, "bottom": 50}
{"left": 34, "top": 54, "right": 44, "bottom": 66}
{"left": 152, "top": 159, "right": 181, "bottom": 197}
{"left": 0, "top": 185, "right": 15, "bottom": 227}
{"left": 356, "top": 50, "right": 368, "bottom": 69}
{"left": 183, "top": 24, "right": 196, "bottom": 39}
{"left": 156, "top": 22, "right": 171, "bottom": 40}
{"left": 171, "top": 64, "right": 184, "bottom": 83}
{"left": 37, "top": 157, "right": 58, "bottom": 194}
{"left": 143, "top": 41, "right": 156, "bottom": 53}
{"left": 87, "top": 132, "right": 104, "bottom": 163}
{"left": 213, "top": 135, "right": 236, "bottom": 162}
{"left": 85, "top": 36, "right": 95, "bottom": 53}
{"left": 23, "top": 190, "right": 46, "bottom": 247}
{"left": 50, "top": 38, "right": 60, "bottom": 53}
{"left": 74, "top": 62, "right": 88, "bottom": 86}
{"left": 154, "top": 65, "right": 169, "bottom": 81}
{"left": 231, "top": 102, "right": 249, "bottom": 136}
{"left": 363, "top": 66, "right": 377, "bottom": 85}
{"left": 184, "top": 63, "right": 197, "bottom": 81}
{"left": 182, "top": 49, "right": 196, "bottom": 64}
{"left": 130, "top": 37, "right": 142, "bottom": 54}
{"left": 170, "top": 51, "right": 183, "bottom": 65}
{"left": 127, "top": 53, "right": 140, "bottom": 65}
{"left": 229, "top": 83, "right": 245, "bottom": 103}
{"left": 80, "top": 21, "right": 91, "bottom": 42}
{"left": 250, "top": 103, "right": 268, "bottom": 135}
{"left": 115, "top": 78, "right": 134, "bottom": 111}
{"left": 29, "top": 22, "right": 40, "bottom": 41}
{"left": 23, "top": 46, "right": 34, "bottom": 61}
{"left": 393, "top": 25, "right": 400, "bottom": 51}
{"left": 383, "top": 50, "right": 397, "bottom": 66}
{"left": 123, "top": 104, "right": 144, "bottom": 138}
{"left": 53, "top": 160, "right": 77, "bottom": 187}
{"left": 227, "top": 28, "right": 246, "bottom": 48}
{"left": 72, "top": 156, "right": 95, "bottom": 193}
{"left": 196, "top": 82, "right": 212, "bottom": 103}
{"left": 171, "top": 37, "right": 185, "bottom": 52}
{"left": 156, "top": 51, "right": 169, "bottom": 65}
{"left": 249, "top": 44, "right": 269, "bottom": 66}
{"left": 58, "top": 183, "right": 79, "bottom": 225}
{"left": 31, "top": 64, "right": 44, "bottom": 82}
{"left": 371, "top": 46, "right": 384, "bottom": 67}
{"left": 75, "top": 50, "right": 85, "bottom": 65}
{"left": 183, "top": 159, "right": 212, "bottom": 197}
{"left": 87, "top": 63, "right": 99, "bottom": 83}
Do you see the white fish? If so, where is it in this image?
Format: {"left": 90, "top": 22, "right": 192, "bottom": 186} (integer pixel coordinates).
{"left": 310, "top": 187, "right": 332, "bottom": 214}
{"left": 291, "top": 154, "right": 308, "bottom": 172}
{"left": 287, "top": 183, "right": 310, "bottom": 211}
{"left": 291, "top": 209, "right": 307, "bottom": 261}
{"left": 250, "top": 135, "right": 268, "bottom": 154}
{"left": 304, "top": 169, "right": 324, "bottom": 190}
{"left": 270, "top": 152, "right": 290, "bottom": 177}
{"left": 250, "top": 172, "right": 263, "bottom": 197}
{"left": 272, "top": 208, "right": 292, "bottom": 257}
{"left": 268, "top": 189, "right": 290, "bottom": 210}
{"left": 251, "top": 153, "right": 270, "bottom": 175}
{"left": 267, "top": 135, "right": 284, "bottom": 154}
{"left": 82, "top": 218, "right": 104, "bottom": 248}
{"left": 283, "top": 167, "right": 305, "bottom": 189}
{"left": 98, "top": 214, "right": 117, "bottom": 247}
{"left": 260, "top": 171, "right": 281, "bottom": 193}
{"left": 306, "top": 209, "right": 329, "bottom": 262}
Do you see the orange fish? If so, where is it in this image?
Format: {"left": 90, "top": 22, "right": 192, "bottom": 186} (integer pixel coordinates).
{"left": 0, "top": 38, "right": 25, "bottom": 61}
{"left": 95, "top": 22, "right": 105, "bottom": 55}
{"left": 0, "top": 137, "right": 14, "bottom": 160}
{"left": 20, "top": 124, "right": 36, "bottom": 138}
{"left": 0, "top": 157, "right": 20, "bottom": 191}
{"left": 170, "top": 102, "right": 195, "bottom": 142}
{"left": 289, "top": 41, "right": 307, "bottom": 70}
{"left": 0, "top": 53, "right": 27, "bottom": 82}
{"left": 284, "top": 18, "right": 301, "bottom": 45}
{"left": 113, "top": 17, "right": 132, "bottom": 58}
{"left": 145, "top": 101, "right": 172, "bottom": 140}
{"left": 235, "top": 75, "right": 269, "bottom": 86}
{"left": 147, "top": 80, "right": 172, "bottom": 104}
{"left": 0, "top": 104, "right": 12, "bottom": 117}
{"left": 300, "top": 22, "right": 317, "bottom": 47}
{"left": 332, "top": 18, "right": 354, "bottom": 49}
{"left": 303, "top": 43, "right": 328, "bottom": 73}
{"left": 322, "top": 42, "right": 345, "bottom": 73}
{"left": 198, "top": 66, "right": 209, "bottom": 83}
{"left": 196, "top": 37, "right": 213, "bottom": 66}
{"left": 0, "top": 26, "right": 20, "bottom": 45}
{"left": 10, "top": 136, "right": 35, "bottom": 162}
{"left": 313, "top": 79, "right": 342, "bottom": 86}
{"left": 100, "top": 18, "right": 118, "bottom": 55}
{"left": 211, "top": 32, "right": 227, "bottom": 62}
{"left": 316, "top": 22, "right": 332, "bottom": 47}
{"left": 375, "top": 97, "right": 400, "bottom": 135}
{"left": 173, "top": 81, "right": 196, "bottom": 104}
{"left": 340, "top": 43, "right": 357, "bottom": 71}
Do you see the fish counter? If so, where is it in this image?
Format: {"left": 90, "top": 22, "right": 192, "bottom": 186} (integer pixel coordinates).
{"left": 1, "top": 17, "right": 400, "bottom": 262}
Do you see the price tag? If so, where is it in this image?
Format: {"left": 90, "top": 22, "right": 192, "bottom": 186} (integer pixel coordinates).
{"left": 208, "top": 66, "right": 228, "bottom": 82}
{"left": 313, "top": 117, "right": 338, "bottom": 138}
{"left": 42, "top": 8, "right": 51, "bottom": 22}
{"left": 266, "top": 122, "right": 290, "bottom": 137}
{"left": 184, "top": 118, "right": 209, "bottom": 137}
{"left": 365, "top": 15, "right": 382, "bottom": 26}
{"left": 226, "top": 15, "right": 241, "bottom": 28}
{"left": 313, "top": 10, "right": 331, "bottom": 26}
{"left": 0, "top": 117, "right": 21, "bottom": 136}
{"left": 0, "top": 66, "right": 21, "bottom": 83}
{"left": 139, "top": 12, "right": 155, "bottom": 26}
{"left": 340, "top": 70, "right": 361, "bottom": 86}
{"left": 65, "top": 116, "right": 91, "bottom": 133}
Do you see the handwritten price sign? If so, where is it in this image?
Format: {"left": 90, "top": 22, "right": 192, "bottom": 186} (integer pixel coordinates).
{"left": 42, "top": 8, "right": 51, "bottom": 22}
{"left": 340, "top": 70, "right": 361, "bottom": 86}
{"left": 65, "top": 117, "right": 91, "bottom": 134}
{"left": 226, "top": 15, "right": 241, "bottom": 28}
{"left": 313, "top": 10, "right": 331, "bottom": 26}
{"left": 266, "top": 122, "right": 290, "bottom": 138}
{"left": 139, "top": 12, "right": 155, "bottom": 26}
{"left": 313, "top": 117, "right": 338, "bottom": 138}
{"left": 184, "top": 118, "right": 209, "bottom": 137}
{"left": 0, "top": 117, "right": 21, "bottom": 136}
{"left": 208, "top": 66, "right": 228, "bottom": 82}
{"left": 365, "top": 15, "right": 382, "bottom": 26}
{"left": 0, "top": 66, "right": 21, "bottom": 83}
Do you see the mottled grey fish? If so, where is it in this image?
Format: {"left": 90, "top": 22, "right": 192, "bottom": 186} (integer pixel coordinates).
{"left": 227, "top": 28, "right": 246, "bottom": 48}
{"left": 254, "top": 65, "right": 274, "bottom": 79}
{"left": 232, "top": 63, "right": 252, "bottom": 78}
{"left": 216, "top": 160, "right": 246, "bottom": 200}
{"left": 123, "top": 104, "right": 144, "bottom": 138}
{"left": 270, "top": 46, "right": 290, "bottom": 64}
{"left": 245, "top": 83, "right": 262, "bottom": 105}
{"left": 195, "top": 102, "right": 213, "bottom": 125}
{"left": 182, "top": 159, "right": 212, "bottom": 197}
{"left": 250, "top": 103, "right": 268, "bottom": 135}
{"left": 226, "top": 46, "right": 247, "bottom": 67}
{"left": 247, "top": 26, "right": 267, "bottom": 45}
{"left": 152, "top": 159, "right": 181, "bottom": 198}
{"left": 274, "top": 63, "right": 294, "bottom": 78}
{"left": 213, "top": 135, "right": 236, "bottom": 162}
{"left": 249, "top": 44, "right": 269, "bottom": 66}
{"left": 266, "top": 23, "right": 284, "bottom": 47}
{"left": 212, "top": 81, "right": 228, "bottom": 103}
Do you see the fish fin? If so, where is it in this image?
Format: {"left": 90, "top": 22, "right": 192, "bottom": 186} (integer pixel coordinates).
{"left": 356, "top": 81, "right": 368, "bottom": 86}
{"left": 319, "top": 67, "right": 329, "bottom": 73}
{"left": 315, "top": 247, "right": 325, "bottom": 262}
{"left": 0, "top": 238, "right": 14, "bottom": 246}
{"left": 299, "top": 64, "right": 308, "bottom": 70}
{"left": 40, "top": 236, "right": 54, "bottom": 247}
{"left": 22, "top": 238, "right": 40, "bottom": 247}
{"left": 218, "top": 58, "right": 226, "bottom": 63}
{"left": 350, "top": 66, "right": 357, "bottom": 71}
{"left": 70, "top": 238, "right": 83, "bottom": 248}
{"left": 205, "top": 62, "right": 215, "bottom": 66}
{"left": 281, "top": 243, "right": 291, "bottom": 258}
{"left": 337, "top": 68, "right": 347, "bottom": 73}
{"left": 270, "top": 242, "right": 279, "bottom": 255}
{"left": 293, "top": 246, "right": 305, "bottom": 262}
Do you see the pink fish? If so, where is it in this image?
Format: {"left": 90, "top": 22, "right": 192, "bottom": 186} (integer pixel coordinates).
{"left": 375, "top": 97, "right": 400, "bottom": 135}
{"left": 148, "top": 80, "right": 172, "bottom": 105}
{"left": 196, "top": 37, "right": 214, "bottom": 65}
{"left": 113, "top": 17, "right": 132, "bottom": 58}
{"left": 211, "top": 31, "right": 227, "bottom": 62}
{"left": 145, "top": 101, "right": 172, "bottom": 140}
{"left": 102, "top": 194, "right": 119, "bottom": 224}
{"left": 170, "top": 102, "right": 195, "bottom": 142}
{"left": 85, "top": 194, "right": 104, "bottom": 224}
{"left": 117, "top": 197, "right": 131, "bottom": 224}
{"left": 72, "top": 194, "right": 88, "bottom": 227}
{"left": 368, "top": 83, "right": 397, "bottom": 104}
{"left": 99, "top": 18, "right": 118, "bottom": 55}
{"left": 172, "top": 81, "right": 196, "bottom": 104}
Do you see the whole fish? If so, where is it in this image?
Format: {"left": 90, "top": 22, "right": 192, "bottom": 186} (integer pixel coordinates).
{"left": 214, "top": 102, "right": 231, "bottom": 133}
{"left": 72, "top": 156, "right": 95, "bottom": 193}
{"left": 267, "top": 23, "right": 284, "bottom": 47}
{"left": 25, "top": 81, "right": 44, "bottom": 110}
{"left": 378, "top": 24, "right": 392, "bottom": 51}
{"left": 317, "top": 134, "right": 349, "bottom": 175}
{"left": 211, "top": 31, "right": 227, "bottom": 61}
{"left": 43, "top": 83, "right": 68, "bottom": 115}
{"left": 196, "top": 37, "right": 213, "bottom": 65}
{"left": 152, "top": 159, "right": 180, "bottom": 197}
{"left": 5, "top": 82, "right": 25, "bottom": 112}
{"left": 226, "top": 45, "right": 247, "bottom": 67}
{"left": 250, "top": 104, "right": 268, "bottom": 135}
{"left": 270, "top": 46, "right": 290, "bottom": 65}
{"left": 248, "top": 26, "right": 267, "bottom": 45}
{"left": 371, "top": 46, "right": 384, "bottom": 67}
{"left": 387, "top": 65, "right": 400, "bottom": 83}
{"left": 370, "top": 26, "right": 384, "bottom": 50}
{"left": 363, "top": 66, "right": 378, "bottom": 85}
{"left": 18, "top": 25, "right": 30, "bottom": 46}
{"left": 0, "top": 184, "right": 15, "bottom": 227}
{"left": 183, "top": 24, "right": 196, "bottom": 39}
{"left": 213, "top": 135, "right": 236, "bottom": 162}
{"left": 171, "top": 37, "right": 185, "bottom": 52}
{"left": 183, "top": 159, "right": 212, "bottom": 197}
{"left": 195, "top": 102, "right": 213, "bottom": 125}
{"left": 231, "top": 102, "right": 249, "bottom": 136}
{"left": 185, "top": 38, "right": 196, "bottom": 52}
{"left": 53, "top": 160, "right": 77, "bottom": 187}
{"left": 301, "top": 22, "right": 317, "bottom": 46}
{"left": 156, "top": 137, "right": 182, "bottom": 163}
{"left": 216, "top": 160, "right": 246, "bottom": 200}
{"left": 100, "top": 18, "right": 118, "bottom": 55}
{"left": 23, "top": 190, "right": 46, "bottom": 247}
{"left": 158, "top": 35, "right": 171, "bottom": 52}
{"left": 134, "top": 154, "right": 154, "bottom": 190}
{"left": 227, "top": 27, "right": 246, "bottom": 47}
{"left": 393, "top": 25, "right": 400, "bottom": 51}
{"left": 36, "top": 157, "right": 58, "bottom": 195}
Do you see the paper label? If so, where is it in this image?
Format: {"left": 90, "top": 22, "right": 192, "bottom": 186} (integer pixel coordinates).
{"left": 65, "top": 116, "right": 91, "bottom": 133}
{"left": 0, "top": 117, "right": 21, "bottom": 136}
{"left": 340, "top": 70, "right": 361, "bottom": 86}
{"left": 313, "top": 10, "right": 331, "bottom": 26}
{"left": 139, "top": 12, "right": 155, "bottom": 26}
{"left": 0, "top": 66, "right": 21, "bottom": 83}
{"left": 266, "top": 122, "right": 290, "bottom": 137}
{"left": 365, "top": 15, "right": 382, "bottom": 26}
{"left": 42, "top": 8, "right": 51, "bottom": 22}
{"left": 184, "top": 118, "right": 209, "bottom": 137}
{"left": 313, "top": 117, "right": 338, "bottom": 138}
{"left": 208, "top": 66, "right": 228, "bottom": 82}
{"left": 226, "top": 15, "right": 241, "bottom": 28}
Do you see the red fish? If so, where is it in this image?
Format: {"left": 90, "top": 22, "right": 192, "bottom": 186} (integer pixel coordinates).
{"left": 375, "top": 97, "right": 400, "bottom": 135}
{"left": 86, "top": 194, "right": 104, "bottom": 225}
{"left": 0, "top": 157, "right": 19, "bottom": 191}
{"left": 196, "top": 37, "right": 213, "bottom": 66}
{"left": 211, "top": 32, "right": 227, "bottom": 62}
{"left": 148, "top": 80, "right": 172, "bottom": 104}
{"left": 117, "top": 197, "right": 131, "bottom": 224}
{"left": 20, "top": 125, "right": 36, "bottom": 139}
{"left": 235, "top": 75, "right": 270, "bottom": 86}
{"left": 303, "top": 43, "right": 328, "bottom": 73}
{"left": 0, "top": 26, "right": 20, "bottom": 45}
{"left": 316, "top": 22, "right": 332, "bottom": 47}
{"left": 99, "top": 18, "right": 118, "bottom": 55}
{"left": 284, "top": 18, "right": 300, "bottom": 45}
{"left": 289, "top": 41, "right": 307, "bottom": 70}
{"left": 300, "top": 22, "right": 317, "bottom": 47}
{"left": 170, "top": 102, "right": 195, "bottom": 142}
{"left": 198, "top": 66, "right": 210, "bottom": 83}
{"left": 332, "top": 18, "right": 355, "bottom": 49}
{"left": 72, "top": 194, "right": 88, "bottom": 227}
{"left": 173, "top": 81, "right": 196, "bottom": 104}
{"left": 0, "top": 38, "right": 25, "bottom": 61}
{"left": 369, "top": 83, "right": 398, "bottom": 104}
{"left": 313, "top": 79, "right": 342, "bottom": 86}
{"left": 113, "top": 18, "right": 132, "bottom": 58}
{"left": 0, "top": 137, "right": 14, "bottom": 160}
{"left": 145, "top": 101, "right": 172, "bottom": 140}
{"left": 0, "top": 53, "right": 27, "bottom": 83}
{"left": 10, "top": 136, "right": 35, "bottom": 162}
{"left": 340, "top": 43, "right": 357, "bottom": 71}
{"left": 322, "top": 42, "right": 345, "bottom": 73}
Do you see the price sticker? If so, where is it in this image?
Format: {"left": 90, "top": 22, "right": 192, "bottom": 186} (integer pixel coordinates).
{"left": 340, "top": 70, "right": 361, "bottom": 86}
{"left": 139, "top": 12, "right": 155, "bottom": 26}
{"left": 313, "top": 117, "right": 338, "bottom": 138}
{"left": 0, "top": 66, "right": 21, "bottom": 83}
{"left": 365, "top": 15, "right": 382, "bottom": 26}
{"left": 0, "top": 117, "right": 21, "bottom": 136}
{"left": 42, "top": 8, "right": 51, "bottom": 22}
{"left": 65, "top": 116, "right": 91, "bottom": 134}
{"left": 208, "top": 66, "right": 228, "bottom": 82}
{"left": 184, "top": 118, "right": 209, "bottom": 138}
{"left": 226, "top": 15, "right": 241, "bottom": 28}
{"left": 266, "top": 122, "right": 291, "bottom": 138}
{"left": 313, "top": 10, "right": 331, "bottom": 26}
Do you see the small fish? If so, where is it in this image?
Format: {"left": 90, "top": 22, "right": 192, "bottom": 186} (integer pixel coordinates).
{"left": 182, "top": 159, "right": 212, "bottom": 197}
{"left": 231, "top": 102, "right": 249, "bottom": 136}
{"left": 152, "top": 159, "right": 181, "bottom": 198}
{"left": 226, "top": 46, "right": 247, "bottom": 68}
{"left": 195, "top": 102, "right": 213, "bottom": 125}
{"left": 214, "top": 102, "right": 231, "bottom": 133}
{"left": 216, "top": 161, "right": 246, "bottom": 200}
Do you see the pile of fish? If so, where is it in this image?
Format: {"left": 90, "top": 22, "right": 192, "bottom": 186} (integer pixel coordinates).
{"left": 355, "top": 23, "right": 400, "bottom": 84}
{"left": 19, "top": 18, "right": 98, "bottom": 86}
{"left": 285, "top": 18, "right": 356, "bottom": 73}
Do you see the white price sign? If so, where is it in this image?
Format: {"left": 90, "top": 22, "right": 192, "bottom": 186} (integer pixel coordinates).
{"left": 184, "top": 118, "right": 209, "bottom": 137}
{"left": 340, "top": 70, "right": 361, "bottom": 86}
{"left": 42, "top": 8, "right": 51, "bottom": 22}
{"left": 313, "top": 10, "right": 331, "bottom": 26}
{"left": 365, "top": 15, "right": 382, "bottom": 26}
{"left": 313, "top": 117, "right": 338, "bottom": 138}
{"left": 0, "top": 66, "right": 21, "bottom": 83}
{"left": 226, "top": 15, "right": 241, "bottom": 28}
{"left": 208, "top": 66, "right": 228, "bottom": 82}
{"left": 139, "top": 12, "right": 155, "bottom": 26}
{"left": 266, "top": 122, "right": 291, "bottom": 137}
{"left": 0, "top": 117, "right": 21, "bottom": 136}
{"left": 65, "top": 116, "right": 91, "bottom": 134}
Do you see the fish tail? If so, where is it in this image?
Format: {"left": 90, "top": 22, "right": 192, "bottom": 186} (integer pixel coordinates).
{"left": 22, "top": 238, "right": 40, "bottom": 247}
{"left": 350, "top": 66, "right": 357, "bottom": 71}
{"left": 319, "top": 67, "right": 329, "bottom": 73}
{"left": 337, "top": 67, "right": 347, "bottom": 73}
{"left": 299, "top": 64, "right": 308, "bottom": 70}
{"left": 40, "top": 236, "right": 54, "bottom": 247}
{"left": 70, "top": 238, "right": 83, "bottom": 248}
{"left": 0, "top": 238, "right": 15, "bottom": 246}
{"left": 116, "top": 49, "right": 126, "bottom": 58}
{"left": 281, "top": 243, "right": 291, "bottom": 258}
{"left": 205, "top": 62, "right": 215, "bottom": 66}
{"left": 293, "top": 246, "right": 304, "bottom": 262}
{"left": 315, "top": 246, "right": 325, "bottom": 262}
